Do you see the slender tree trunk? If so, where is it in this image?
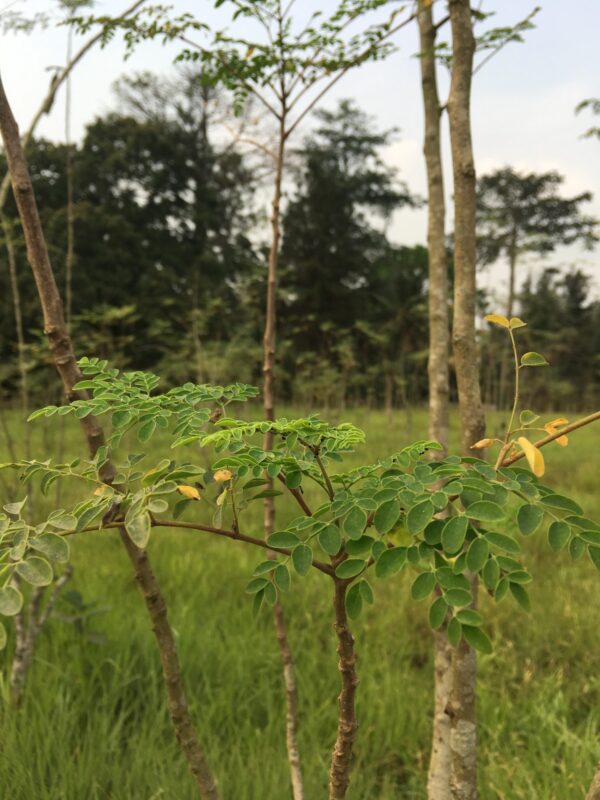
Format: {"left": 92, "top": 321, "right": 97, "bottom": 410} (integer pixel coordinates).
{"left": 419, "top": 0, "right": 450, "bottom": 458}
{"left": 587, "top": 763, "right": 600, "bottom": 800}
{"left": 0, "top": 72, "right": 219, "bottom": 800}
{"left": 328, "top": 579, "right": 359, "bottom": 800}
{"left": 64, "top": 25, "right": 75, "bottom": 331}
{"left": 447, "top": 2, "right": 485, "bottom": 798}
{"left": 262, "top": 111, "right": 305, "bottom": 800}
{"left": 418, "top": 8, "right": 453, "bottom": 795}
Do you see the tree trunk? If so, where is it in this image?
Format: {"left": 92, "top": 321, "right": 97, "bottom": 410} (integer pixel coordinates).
{"left": 447, "top": 2, "right": 485, "bottom": 798}
{"left": 418, "top": 0, "right": 450, "bottom": 458}
{"left": 587, "top": 763, "right": 600, "bottom": 800}
{"left": 0, "top": 72, "right": 219, "bottom": 800}
{"left": 262, "top": 112, "right": 305, "bottom": 800}
{"left": 328, "top": 580, "right": 359, "bottom": 800}
{"left": 418, "top": 7, "right": 452, "bottom": 795}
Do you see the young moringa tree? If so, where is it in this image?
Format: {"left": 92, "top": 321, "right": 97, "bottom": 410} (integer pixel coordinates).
{"left": 72, "top": 3, "right": 420, "bottom": 794}
{"left": 0, "top": 74, "right": 219, "bottom": 799}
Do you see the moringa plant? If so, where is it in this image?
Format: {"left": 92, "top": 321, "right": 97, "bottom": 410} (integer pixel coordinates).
{"left": 1, "top": 316, "right": 599, "bottom": 798}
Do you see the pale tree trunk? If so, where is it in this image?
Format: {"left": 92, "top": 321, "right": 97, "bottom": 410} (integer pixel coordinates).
{"left": 587, "top": 763, "right": 600, "bottom": 800}
{"left": 418, "top": 6, "right": 452, "bottom": 797}
{"left": 0, "top": 73, "right": 219, "bottom": 800}
{"left": 447, "top": 2, "right": 485, "bottom": 799}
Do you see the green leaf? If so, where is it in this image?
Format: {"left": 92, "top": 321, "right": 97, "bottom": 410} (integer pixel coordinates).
{"left": 463, "top": 625, "right": 493, "bottom": 654}
{"left": 112, "top": 409, "right": 133, "bottom": 428}
{"left": 495, "top": 577, "right": 509, "bottom": 601}
{"left": 3, "top": 498, "right": 26, "bottom": 516}
{"left": 406, "top": 499, "right": 434, "bottom": 535}
{"left": 519, "top": 409, "right": 540, "bottom": 426}
{"left": 16, "top": 556, "right": 53, "bottom": 586}
{"left": 48, "top": 513, "right": 78, "bottom": 531}
{"left": 343, "top": 506, "right": 368, "bottom": 540}
{"left": 30, "top": 533, "right": 70, "bottom": 563}
{"left": 441, "top": 516, "right": 468, "bottom": 555}
{"left": 319, "top": 524, "right": 341, "bottom": 555}
{"left": 267, "top": 531, "right": 300, "bottom": 548}
{"left": 548, "top": 521, "right": 571, "bottom": 552}
{"left": 466, "top": 538, "right": 489, "bottom": 573}
{"left": 252, "top": 588, "right": 265, "bottom": 616}
{"left": 126, "top": 512, "right": 151, "bottom": 549}
{"left": 285, "top": 470, "right": 302, "bottom": 489}
{"left": 358, "top": 579, "right": 374, "bottom": 604}
{"left": 424, "top": 519, "right": 444, "bottom": 545}
{"left": 411, "top": 572, "right": 436, "bottom": 601}
{"left": 345, "top": 536, "right": 374, "bottom": 557}
{"left": 137, "top": 419, "right": 156, "bottom": 443}
{"left": 517, "top": 503, "right": 544, "bottom": 536}
{"left": 588, "top": 546, "right": 600, "bottom": 571}
{"left": 486, "top": 532, "right": 520, "bottom": 554}
{"left": 581, "top": 530, "right": 600, "bottom": 546}
{"left": 374, "top": 546, "right": 406, "bottom": 578}
{"left": 466, "top": 501, "right": 504, "bottom": 522}
{"left": 447, "top": 617, "right": 462, "bottom": 647}
{"left": 429, "top": 596, "right": 448, "bottom": 630}
{"left": 292, "top": 544, "right": 312, "bottom": 576}
{"left": 444, "top": 588, "right": 472, "bottom": 607}
{"left": 0, "top": 585, "right": 23, "bottom": 616}
{"left": 346, "top": 583, "right": 363, "bottom": 619}
{"left": 456, "top": 609, "right": 484, "bottom": 627}
{"left": 569, "top": 536, "right": 585, "bottom": 560}
{"left": 335, "top": 559, "right": 366, "bottom": 579}
{"left": 521, "top": 351, "right": 549, "bottom": 367}
{"left": 540, "top": 494, "right": 582, "bottom": 515}
{"left": 374, "top": 500, "right": 401, "bottom": 535}
{"left": 253, "top": 560, "right": 279, "bottom": 575}
{"left": 246, "top": 577, "right": 269, "bottom": 594}
{"left": 263, "top": 582, "right": 277, "bottom": 606}
{"left": 274, "top": 564, "right": 290, "bottom": 592}
{"left": 510, "top": 583, "right": 530, "bottom": 611}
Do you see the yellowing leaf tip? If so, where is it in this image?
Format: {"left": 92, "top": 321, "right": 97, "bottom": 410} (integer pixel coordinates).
{"left": 509, "top": 317, "right": 527, "bottom": 329}
{"left": 213, "top": 469, "right": 233, "bottom": 482}
{"left": 471, "top": 438, "right": 494, "bottom": 449}
{"left": 484, "top": 313, "right": 510, "bottom": 328}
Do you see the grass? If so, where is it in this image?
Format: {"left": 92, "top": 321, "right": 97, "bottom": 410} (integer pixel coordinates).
{"left": 0, "top": 405, "right": 599, "bottom": 799}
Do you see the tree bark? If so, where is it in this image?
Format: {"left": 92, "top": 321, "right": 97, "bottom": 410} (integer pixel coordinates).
{"left": 419, "top": 0, "right": 450, "bottom": 458}
{"left": 587, "top": 763, "right": 600, "bottom": 800}
{"left": 447, "top": 2, "right": 485, "bottom": 798}
{"left": 418, "top": 7, "right": 452, "bottom": 796}
{"left": 328, "top": 580, "right": 359, "bottom": 800}
{"left": 0, "top": 72, "right": 219, "bottom": 800}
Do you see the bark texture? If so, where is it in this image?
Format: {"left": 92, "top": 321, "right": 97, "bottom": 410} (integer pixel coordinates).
{"left": 447, "top": 3, "right": 485, "bottom": 798}
{"left": 0, "top": 73, "right": 219, "bottom": 800}
{"left": 328, "top": 581, "right": 359, "bottom": 800}
{"left": 447, "top": 0, "right": 485, "bottom": 454}
{"left": 428, "top": 622, "right": 453, "bottom": 800}
{"left": 418, "top": 0, "right": 450, "bottom": 458}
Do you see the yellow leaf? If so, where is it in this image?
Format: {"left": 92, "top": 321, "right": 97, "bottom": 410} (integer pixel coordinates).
{"left": 555, "top": 435, "right": 569, "bottom": 447}
{"left": 484, "top": 313, "right": 510, "bottom": 328}
{"left": 471, "top": 438, "right": 494, "bottom": 449}
{"left": 509, "top": 317, "right": 527, "bottom": 329}
{"left": 216, "top": 488, "right": 228, "bottom": 507}
{"left": 545, "top": 417, "right": 569, "bottom": 431}
{"left": 517, "top": 437, "right": 545, "bottom": 477}
{"left": 93, "top": 486, "right": 108, "bottom": 496}
{"left": 213, "top": 469, "right": 233, "bottom": 482}
{"left": 177, "top": 485, "right": 201, "bottom": 501}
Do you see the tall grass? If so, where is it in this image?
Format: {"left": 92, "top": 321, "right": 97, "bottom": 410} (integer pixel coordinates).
{"left": 0, "top": 406, "right": 599, "bottom": 798}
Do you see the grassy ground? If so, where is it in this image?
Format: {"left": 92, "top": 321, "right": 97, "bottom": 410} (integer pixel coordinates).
{"left": 0, "top": 405, "right": 599, "bottom": 799}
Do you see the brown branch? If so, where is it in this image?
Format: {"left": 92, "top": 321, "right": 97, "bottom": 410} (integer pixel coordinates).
{"left": 327, "top": 579, "right": 359, "bottom": 800}
{"left": 0, "top": 71, "right": 219, "bottom": 800}
{"left": 277, "top": 473, "right": 313, "bottom": 516}
{"left": 501, "top": 411, "right": 600, "bottom": 467}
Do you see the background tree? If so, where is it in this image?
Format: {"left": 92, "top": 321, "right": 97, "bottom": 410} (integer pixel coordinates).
{"left": 476, "top": 166, "right": 598, "bottom": 319}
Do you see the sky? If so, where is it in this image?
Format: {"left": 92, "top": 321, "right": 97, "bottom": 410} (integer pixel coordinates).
{"left": 1, "top": 0, "right": 599, "bottom": 309}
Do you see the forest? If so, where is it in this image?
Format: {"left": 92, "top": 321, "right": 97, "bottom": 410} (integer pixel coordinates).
{"left": 0, "top": 1, "right": 599, "bottom": 799}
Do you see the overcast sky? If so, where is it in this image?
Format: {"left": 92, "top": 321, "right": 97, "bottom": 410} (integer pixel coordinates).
{"left": 1, "top": 0, "right": 599, "bottom": 308}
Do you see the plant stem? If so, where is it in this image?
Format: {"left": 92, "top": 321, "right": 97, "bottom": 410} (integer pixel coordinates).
{"left": 328, "top": 579, "right": 359, "bottom": 800}
{"left": 505, "top": 328, "right": 519, "bottom": 443}
{"left": 502, "top": 410, "right": 600, "bottom": 467}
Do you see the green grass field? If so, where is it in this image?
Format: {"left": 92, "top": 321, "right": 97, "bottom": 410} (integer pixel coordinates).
{"left": 1, "top": 406, "right": 599, "bottom": 799}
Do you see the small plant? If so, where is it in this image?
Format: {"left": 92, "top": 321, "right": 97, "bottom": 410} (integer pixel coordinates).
{"left": 0, "top": 323, "right": 598, "bottom": 796}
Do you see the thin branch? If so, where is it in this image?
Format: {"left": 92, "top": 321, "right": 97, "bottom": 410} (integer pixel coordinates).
{"left": 501, "top": 411, "right": 600, "bottom": 468}
{"left": 277, "top": 473, "right": 313, "bottom": 516}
